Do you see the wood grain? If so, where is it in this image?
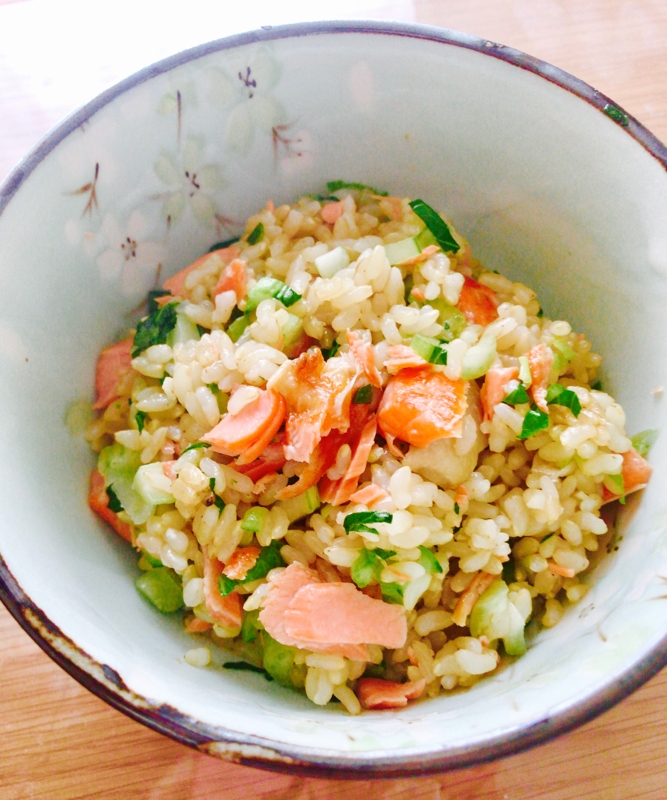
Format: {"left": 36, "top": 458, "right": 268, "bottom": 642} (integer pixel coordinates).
{"left": 2, "top": 1, "right": 667, "bottom": 798}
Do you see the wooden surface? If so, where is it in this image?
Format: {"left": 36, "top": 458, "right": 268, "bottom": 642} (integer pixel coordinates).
{"left": 2, "top": 1, "right": 667, "bottom": 797}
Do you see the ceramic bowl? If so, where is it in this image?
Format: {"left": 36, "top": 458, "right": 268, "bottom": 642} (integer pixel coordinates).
{"left": 1, "top": 20, "right": 666, "bottom": 778}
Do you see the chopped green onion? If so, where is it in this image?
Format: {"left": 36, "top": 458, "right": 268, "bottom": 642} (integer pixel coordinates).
{"left": 247, "top": 222, "right": 264, "bottom": 245}
{"left": 344, "top": 511, "right": 393, "bottom": 534}
{"left": 410, "top": 334, "right": 448, "bottom": 365}
{"left": 408, "top": 199, "right": 460, "bottom": 253}
{"left": 209, "top": 237, "right": 240, "bottom": 252}
{"left": 417, "top": 546, "right": 443, "bottom": 574}
{"left": 135, "top": 568, "right": 183, "bottom": 613}
{"left": 352, "top": 384, "right": 373, "bottom": 404}
{"left": 326, "top": 180, "right": 387, "bottom": 196}
{"left": 454, "top": 502, "right": 460, "bottom": 515}
{"left": 132, "top": 302, "right": 178, "bottom": 357}
{"left": 631, "top": 429, "right": 658, "bottom": 458}
{"left": 223, "top": 661, "right": 273, "bottom": 680}
{"left": 246, "top": 277, "right": 301, "bottom": 312}
{"left": 546, "top": 383, "right": 582, "bottom": 417}
{"left": 461, "top": 329, "right": 496, "bottom": 380}
{"left": 106, "top": 485, "right": 123, "bottom": 513}
{"left": 518, "top": 406, "right": 550, "bottom": 440}
{"left": 314, "top": 246, "right": 350, "bottom": 278}
{"left": 134, "top": 410, "right": 147, "bottom": 433}
{"left": 603, "top": 103, "right": 629, "bottom": 127}
{"left": 182, "top": 441, "right": 212, "bottom": 454}
{"left": 241, "top": 506, "right": 269, "bottom": 533}
{"left": 503, "top": 384, "right": 530, "bottom": 405}
{"left": 321, "top": 340, "right": 340, "bottom": 360}
{"left": 380, "top": 581, "right": 404, "bottom": 604}
{"left": 518, "top": 355, "right": 532, "bottom": 387}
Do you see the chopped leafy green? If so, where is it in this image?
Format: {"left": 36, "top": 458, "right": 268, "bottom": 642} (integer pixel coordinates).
{"left": 410, "top": 334, "right": 448, "bottom": 365}
{"left": 536, "top": 307, "right": 544, "bottom": 318}
{"left": 603, "top": 103, "right": 629, "bottom": 127}
{"left": 591, "top": 380, "right": 603, "bottom": 391}
{"left": 98, "top": 443, "right": 153, "bottom": 524}
{"left": 518, "top": 406, "right": 550, "bottom": 440}
{"left": 135, "top": 568, "right": 183, "bottom": 613}
{"left": 408, "top": 199, "right": 460, "bottom": 253}
{"left": 134, "top": 410, "right": 148, "bottom": 433}
{"left": 132, "top": 302, "right": 178, "bottom": 357}
{"left": 344, "top": 511, "right": 393, "bottom": 534}
{"left": 546, "top": 383, "right": 582, "bottom": 417}
{"left": 454, "top": 502, "right": 460, "bottom": 515}
{"left": 223, "top": 661, "right": 273, "bottom": 680}
{"left": 214, "top": 496, "right": 226, "bottom": 512}
{"left": 326, "top": 180, "right": 387, "bottom": 196}
{"left": 209, "top": 237, "right": 240, "bottom": 252}
{"left": 146, "top": 289, "right": 172, "bottom": 314}
{"left": 208, "top": 384, "right": 229, "bottom": 414}
{"left": 246, "top": 276, "right": 301, "bottom": 312}
{"left": 427, "top": 298, "right": 467, "bottom": 342}
{"left": 363, "top": 661, "right": 387, "bottom": 679}
{"left": 218, "top": 574, "right": 237, "bottom": 597}
{"left": 106, "top": 485, "right": 123, "bottom": 513}
{"left": 631, "top": 429, "right": 658, "bottom": 458}
{"left": 418, "top": 546, "right": 443, "bottom": 574}
{"left": 247, "top": 222, "right": 264, "bottom": 245}
{"left": 218, "top": 541, "right": 285, "bottom": 596}
{"left": 182, "top": 441, "right": 212, "bottom": 454}
{"left": 350, "top": 547, "right": 396, "bottom": 589}
{"left": 503, "top": 384, "right": 530, "bottom": 406}
{"left": 352, "top": 384, "right": 373, "bottom": 404}
{"left": 321, "top": 340, "right": 340, "bottom": 360}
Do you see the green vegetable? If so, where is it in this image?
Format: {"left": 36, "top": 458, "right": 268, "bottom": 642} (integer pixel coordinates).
{"left": 503, "top": 384, "right": 530, "bottom": 405}
{"left": 461, "top": 329, "right": 496, "bottom": 380}
{"left": 218, "top": 541, "right": 286, "bottom": 597}
{"left": 241, "top": 506, "right": 269, "bottom": 534}
{"left": 454, "top": 502, "right": 460, "bottom": 515}
{"left": 209, "top": 237, "right": 239, "bottom": 252}
{"left": 262, "top": 633, "right": 307, "bottom": 688}
{"left": 363, "top": 661, "right": 387, "bottom": 679}
{"left": 326, "top": 180, "right": 387, "bottom": 196}
{"left": 603, "top": 103, "right": 629, "bottom": 127}
{"left": 218, "top": 574, "right": 237, "bottom": 597}
{"left": 352, "top": 384, "right": 373, "bottom": 404}
{"left": 246, "top": 276, "right": 301, "bottom": 311}
{"left": 134, "top": 410, "right": 147, "bottom": 433}
{"left": 408, "top": 199, "right": 460, "bottom": 253}
{"left": 277, "top": 485, "right": 320, "bottom": 523}
{"left": 551, "top": 338, "right": 575, "bottom": 370}
{"left": 227, "top": 312, "right": 251, "bottom": 342}
{"left": 546, "top": 383, "right": 582, "bottom": 417}
{"left": 417, "top": 546, "right": 443, "bottom": 574}
{"left": 631, "top": 429, "right": 658, "bottom": 458}
{"left": 350, "top": 547, "right": 396, "bottom": 589}
{"left": 606, "top": 473, "right": 626, "bottom": 504}
{"left": 281, "top": 313, "right": 303, "bottom": 352}
{"left": 182, "top": 442, "right": 212, "bottom": 454}
{"left": 344, "top": 511, "right": 393, "bottom": 534}
{"left": 133, "top": 462, "right": 175, "bottom": 506}
{"left": 469, "top": 579, "right": 529, "bottom": 656}
{"left": 591, "top": 380, "right": 603, "bottom": 391}
{"left": 138, "top": 552, "right": 162, "bottom": 571}
{"left": 415, "top": 227, "right": 438, "bottom": 250}
{"left": 314, "top": 246, "right": 350, "bottom": 278}
{"left": 321, "top": 340, "right": 340, "bottom": 360}
{"left": 98, "top": 443, "right": 153, "bottom": 524}
{"left": 168, "top": 310, "right": 201, "bottom": 348}
{"left": 241, "top": 609, "right": 264, "bottom": 643}
{"left": 222, "top": 661, "right": 273, "bottom": 680}
{"left": 410, "top": 334, "right": 448, "bottom": 365}
{"left": 146, "top": 289, "right": 172, "bottom": 314}
{"left": 427, "top": 298, "right": 467, "bottom": 342}
{"left": 384, "top": 237, "right": 421, "bottom": 266}
{"left": 518, "top": 406, "right": 550, "bottom": 440}
{"left": 106, "top": 485, "right": 123, "bottom": 513}
{"left": 135, "top": 568, "right": 183, "bottom": 613}
{"left": 518, "top": 355, "right": 532, "bottom": 387}
{"left": 132, "top": 302, "right": 178, "bottom": 357}
{"left": 380, "top": 581, "right": 404, "bottom": 604}
{"left": 247, "top": 222, "right": 264, "bottom": 245}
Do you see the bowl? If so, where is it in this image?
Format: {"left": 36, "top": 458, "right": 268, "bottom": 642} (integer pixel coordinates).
{"left": 1, "top": 20, "right": 666, "bottom": 778}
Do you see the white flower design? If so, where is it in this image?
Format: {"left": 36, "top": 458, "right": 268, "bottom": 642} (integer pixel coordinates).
{"left": 208, "top": 46, "right": 284, "bottom": 155}
{"left": 154, "top": 136, "right": 224, "bottom": 226}
{"left": 96, "top": 211, "right": 165, "bottom": 298}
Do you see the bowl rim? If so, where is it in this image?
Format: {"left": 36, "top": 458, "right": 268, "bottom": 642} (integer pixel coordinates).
{"left": 1, "top": 17, "right": 667, "bottom": 778}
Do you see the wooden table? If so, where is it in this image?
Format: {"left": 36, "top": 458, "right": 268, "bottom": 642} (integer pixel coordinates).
{"left": 2, "top": 1, "right": 667, "bottom": 797}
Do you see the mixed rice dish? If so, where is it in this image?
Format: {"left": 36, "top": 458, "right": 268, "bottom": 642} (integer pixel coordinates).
{"left": 87, "top": 182, "right": 653, "bottom": 714}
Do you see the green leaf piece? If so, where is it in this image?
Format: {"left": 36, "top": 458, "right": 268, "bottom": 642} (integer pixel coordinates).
{"left": 518, "top": 406, "right": 550, "bottom": 440}
{"left": 546, "top": 383, "right": 582, "bottom": 417}
{"left": 344, "top": 511, "right": 393, "bottom": 534}
{"left": 209, "top": 237, "right": 240, "bottom": 252}
{"left": 182, "top": 441, "right": 212, "bottom": 454}
{"left": 132, "top": 302, "right": 178, "bottom": 357}
{"left": 146, "top": 289, "right": 172, "bottom": 314}
{"left": 326, "top": 180, "right": 387, "bottom": 196}
{"left": 106, "top": 485, "right": 123, "bottom": 513}
{"left": 503, "top": 384, "right": 530, "bottom": 405}
{"left": 418, "top": 546, "right": 443, "bottom": 574}
{"left": 408, "top": 199, "right": 460, "bottom": 253}
{"left": 352, "top": 384, "right": 373, "bottom": 404}
{"left": 247, "top": 222, "right": 264, "bottom": 245}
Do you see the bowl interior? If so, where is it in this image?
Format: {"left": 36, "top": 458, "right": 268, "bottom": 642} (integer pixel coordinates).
{"left": 1, "top": 22, "right": 667, "bottom": 774}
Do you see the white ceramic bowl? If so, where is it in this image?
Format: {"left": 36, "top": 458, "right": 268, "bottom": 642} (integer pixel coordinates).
{"left": 1, "top": 21, "right": 666, "bottom": 777}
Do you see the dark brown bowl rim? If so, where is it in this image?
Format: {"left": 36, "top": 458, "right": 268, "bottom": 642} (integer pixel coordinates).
{"left": 1, "top": 18, "right": 666, "bottom": 779}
